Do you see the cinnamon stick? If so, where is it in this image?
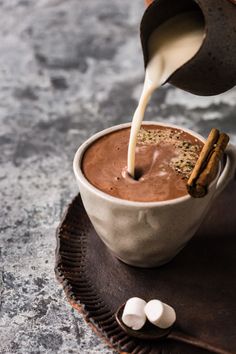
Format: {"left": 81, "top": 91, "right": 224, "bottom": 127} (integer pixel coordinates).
{"left": 187, "top": 129, "right": 229, "bottom": 198}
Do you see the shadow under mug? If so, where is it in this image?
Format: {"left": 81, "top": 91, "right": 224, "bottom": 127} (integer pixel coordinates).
{"left": 73, "top": 122, "right": 236, "bottom": 268}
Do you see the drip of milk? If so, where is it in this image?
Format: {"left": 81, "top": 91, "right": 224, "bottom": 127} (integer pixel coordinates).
{"left": 127, "top": 11, "right": 205, "bottom": 177}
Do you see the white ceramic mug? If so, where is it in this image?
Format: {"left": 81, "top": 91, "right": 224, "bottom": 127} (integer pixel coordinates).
{"left": 73, "top": 122, "right": 236, "bottom": 268}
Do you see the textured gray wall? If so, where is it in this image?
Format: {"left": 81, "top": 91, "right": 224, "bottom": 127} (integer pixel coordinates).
{"left": 0, "top": 0, "right": 235, "bottom": 353}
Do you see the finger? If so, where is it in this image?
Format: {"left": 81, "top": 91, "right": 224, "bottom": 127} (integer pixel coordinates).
{"left": 145, "top": 0, "right": 154, "bottom": 6}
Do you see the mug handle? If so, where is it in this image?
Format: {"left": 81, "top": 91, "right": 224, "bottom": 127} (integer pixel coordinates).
{"left": 214, "top": 144, "right": 236, "bottom": 197}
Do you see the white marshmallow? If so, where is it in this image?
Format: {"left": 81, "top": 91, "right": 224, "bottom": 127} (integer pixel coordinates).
{"left": 122, "top": 297, "right": 147, "bottom": 330}
{"left": 145, "top": 299, "right": 176, "bottom": 329}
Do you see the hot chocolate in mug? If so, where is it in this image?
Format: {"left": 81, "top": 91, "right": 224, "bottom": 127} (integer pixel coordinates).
{"left": 73, "top": 122, "right": 236, "bottom": 268}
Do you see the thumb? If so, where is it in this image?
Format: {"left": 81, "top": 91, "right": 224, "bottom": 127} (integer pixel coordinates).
{"left": 145, "top": 0, "right": 154, "bottom": 6}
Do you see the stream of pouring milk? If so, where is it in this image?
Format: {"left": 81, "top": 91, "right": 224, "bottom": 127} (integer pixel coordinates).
{"left": 127, "top": 11, "right": 205, "bottom": 177}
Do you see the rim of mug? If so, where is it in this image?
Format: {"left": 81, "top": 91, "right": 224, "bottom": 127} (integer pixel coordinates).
{"left": 73, "top": 121, "right": 221, "bottom": 208}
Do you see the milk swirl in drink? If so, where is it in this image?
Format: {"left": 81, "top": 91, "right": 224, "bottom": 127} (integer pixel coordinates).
{"left": 82, "top": 125, "right": 203, "bottom": 202}
{"left": 127, "top": 11, "right": 205, "bottom": 177}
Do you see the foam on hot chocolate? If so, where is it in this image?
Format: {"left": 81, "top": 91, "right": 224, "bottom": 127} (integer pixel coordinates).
{"left": 82, "top": 125, "right": 203, "bottom": 202}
